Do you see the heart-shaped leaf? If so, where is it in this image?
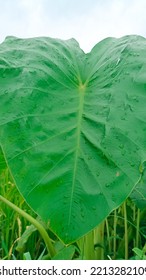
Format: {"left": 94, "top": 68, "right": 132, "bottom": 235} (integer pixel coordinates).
{"left": 0, "top": 35, "right": 146, "bottom": 243}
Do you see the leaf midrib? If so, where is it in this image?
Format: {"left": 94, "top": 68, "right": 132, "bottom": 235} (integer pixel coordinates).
{"left": 68, "top": 84, "right": 86, "bottom": 225}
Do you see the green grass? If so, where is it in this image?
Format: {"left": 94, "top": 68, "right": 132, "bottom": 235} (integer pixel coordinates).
{"left": 1, "top": 168, "right": 146, "bottom": 260}
{"left": 0, "top": 169, "right": 45, "bottom": 260}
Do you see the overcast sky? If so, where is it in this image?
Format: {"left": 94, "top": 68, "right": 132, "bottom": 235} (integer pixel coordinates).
{"left": 0, "top": 0, "right": 146, "bottom": 52}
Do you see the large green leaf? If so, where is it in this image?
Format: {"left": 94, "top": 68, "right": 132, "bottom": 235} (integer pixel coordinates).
{"left": 0, "top": 35, "right": 146, "bottom": 244}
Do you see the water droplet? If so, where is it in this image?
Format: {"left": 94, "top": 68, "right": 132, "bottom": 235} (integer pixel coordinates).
{"left": 96, "top": 171, "right": 100, "bottom": 177}
{"left": 61, "top": 101, "right": 65, "bottom": 106}
{"left": 63, "top": 200, "right": 67, "bottom": 204}
{"left": 81, "top": 212, "right": 85, "bottom": 218}
{"left": 121, "top": 116, "right": 126, "bottom": 120}
{"left": 92, "top": 206, "right": 96, "bottom": 211}
{"left": 88, "top": 156, "right": 92, "bottom": 160}
{"left": 102, "top": 143, "right": 107, "bottom": 150}
{"left": 121, "top": 150, "right": 125, "bottom": 156}
{"left": 111, "top": 194, "right": 116, "bottom": 202}
{"left": 133, "top": 52, "right": 140, "bottom": 57}
{"left": 1, "top": 71, "right": 6, "bottom": 78}
{"left": 116, "top": 58, "right": 121, "bottom": 65}
{"left": 73, "top": 200, "right": 78, "bottom": 205}
{"left": 133, "top": 96, "right": 139, "bottom": 102}
{"left": 119, "top": 144, "right": 124, "bottom": 149}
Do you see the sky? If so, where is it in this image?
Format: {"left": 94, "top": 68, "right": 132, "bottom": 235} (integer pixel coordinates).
{"left": 0, "top": 0, "right": 146, "bottom": 53}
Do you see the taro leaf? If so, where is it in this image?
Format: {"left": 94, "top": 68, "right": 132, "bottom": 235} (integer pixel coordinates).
{"left": 130, "top": 161, "right": 146, "bottom": 209}
{"left": 0, "top": 35, "right": 146, "bottom": 244}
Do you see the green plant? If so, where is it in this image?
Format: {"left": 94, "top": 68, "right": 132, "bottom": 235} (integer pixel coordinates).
{"left": 132, "top": 247, "right": 146, "bottom": 260}
{"left": 1, "top": 171, "right": 146, "bottom": 260}
{"left": 0, "top": 35, "right": 146, "bottom": 258}
{"left": 0, "top": 169, "right": 45, "bottom": 260}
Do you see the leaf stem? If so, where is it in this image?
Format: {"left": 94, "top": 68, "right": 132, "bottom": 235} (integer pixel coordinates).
{"left": 84, "top": 230, "right": 95, "bottom": 260}
{"left": 123, "top": 201, "right": 128, "bottom": 259}
{"left": 105, "top": 218, "right": 112, "bottom": 253}
{"left": 0, "top": 195, "right": 56, "bottom": 258}
{"left": 113, "top": 209, "right": 117, "bottom": 259}
{"left": 136, "top": 208, "right": 140, "bottom": 248}
{"left": 94, "top": 221, "right": 105, "bottom": 259}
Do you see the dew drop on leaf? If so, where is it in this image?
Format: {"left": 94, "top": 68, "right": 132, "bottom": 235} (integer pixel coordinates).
{"left": 121, "top": 150, "right": 126, "bottom": 156}
{"left": 96, "top": 171, "right": 100, "bottom": 177}
{"left": 119, "top": 143, "right": 124, "bottom": 149}
{"left": 1, "top": 71, "right": 6, "bottom": 78}
{"left": 63, "top": 200, "right": 67, "bottom": 205}
{"left": 88, "top": 156, "right": 92, "bottom": 160}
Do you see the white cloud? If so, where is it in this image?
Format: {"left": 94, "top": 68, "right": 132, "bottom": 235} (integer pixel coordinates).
{"left": 0, "top": 0, "right": 146, "bottom": 52}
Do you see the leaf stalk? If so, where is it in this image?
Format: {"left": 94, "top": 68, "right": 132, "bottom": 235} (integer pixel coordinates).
{"left": 0, "top": 195, "right": 56, "bottom": 258}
